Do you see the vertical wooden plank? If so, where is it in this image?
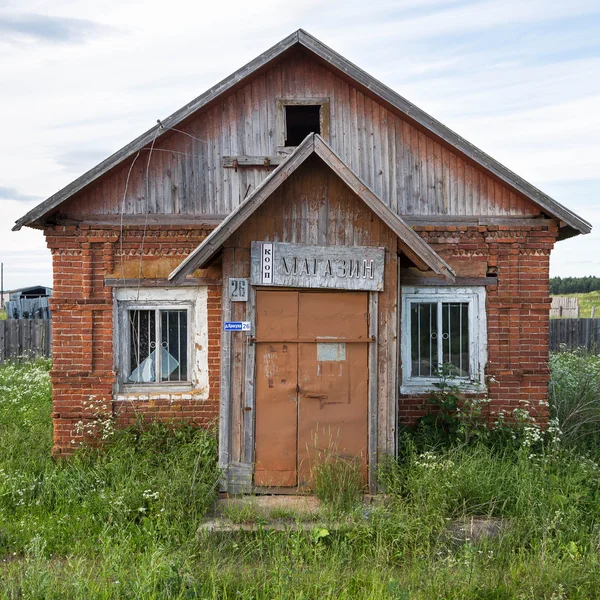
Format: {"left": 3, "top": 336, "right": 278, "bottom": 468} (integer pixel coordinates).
{"left": 457, "top": 156, "right": 465, "bottom": 217}
{"left": 465, "top": 163, "right": 473, "bottom": 216}
{"left": 473, "top": 170, "right": 481, "bottom": 215}
{"left": 433, "top": 141, "right": 443, "bottom": 214}
{"left": 366, "top": 97, "right": 376, "bottom": 191}
{"left": 380, "top": 106, "right": 390, "bottom": 206}
{"left": 404, "top": 122, "right": 416, "bottom": 214}
{"left": 494, "top": 181, "right": 503, "bottom": 217}
{"left": 373, "top": 101, "right": 383, "bottom": 199}
{"left": 368, "top": 291, "right": 378, "bottom": 494}
{"left": 349, "top": 86, "right": 359, "bottom": 174}
{"left": 47, "top": 319, "right": 52, "bottom": 358}
{"left": 211, "top": 106, "right": 221, "bottom": 213}
{"left": 317, "top": 166, "right": 329, "bottom": 245}
{"left": 265, "top": 64, "right": 276, "bottom": 155}
{"left": 219, "top": 248, "right": 234, "bottom": 481}
{"left": 357, "top": 91, "right": 367, "bottom": 188}
{"left": 394, "top": 119, "right": 404, "bottom": 214}
{"left": 419, "top": 132, "right": 429, "bottom": 215}
{"left": 220, "top": 98, "right": 231, "bottom": 214}
{"left": 230, "top": 249, "right": 244, "bottom": 464}
{"left": 0, "top": 321, "right": 5, "bottom": 363}
{"left": 229, "top": 91, "right": 240, "bottom": 211}
{"left": 503, "top": 186, "right": 511, "bottom": 216}
{"left": 243, "top": 283, "right": 256, "bottom": 464}
{"left": 387, "top": 238, "right": 398, "bottom": 456}
{"left": 24, "top": 320, "right": 32, "bottom": 360}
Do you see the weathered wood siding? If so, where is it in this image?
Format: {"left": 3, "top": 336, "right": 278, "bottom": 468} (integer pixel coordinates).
{"left": 222, "top": 156, "right": 398, "bottom": 465}
{"left": 62, "top": 49, "right": 539, "bottom": 221}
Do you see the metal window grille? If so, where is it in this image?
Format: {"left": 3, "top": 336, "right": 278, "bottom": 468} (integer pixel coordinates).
{"left": 410, "top": 301, "right": 470, "bottom": 378}
{"left": 128, "top": 308, "right": 188, "bottom": 383}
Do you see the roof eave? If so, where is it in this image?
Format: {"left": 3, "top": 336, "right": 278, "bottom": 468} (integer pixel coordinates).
{"left": 14, "top": 29, "right": 592, "bottom": 238}
{"left": 13, "top": 30, "right": 303, "bottom": 232}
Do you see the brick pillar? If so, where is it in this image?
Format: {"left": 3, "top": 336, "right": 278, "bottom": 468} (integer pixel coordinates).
{"left": 46, "top": 227, "right": 115, "bottom": 456}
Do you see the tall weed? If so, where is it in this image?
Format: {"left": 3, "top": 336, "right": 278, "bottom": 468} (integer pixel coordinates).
{"left": 549, "top": 350, "right": 600, "bottom": 451}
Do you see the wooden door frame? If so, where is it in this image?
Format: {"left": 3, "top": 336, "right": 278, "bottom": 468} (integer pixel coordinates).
{"left": 220, "top": 284, "right": 380, "bottom": 494}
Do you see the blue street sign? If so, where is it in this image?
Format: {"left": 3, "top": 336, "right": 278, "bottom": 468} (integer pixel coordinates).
{"left": 224, "top": 321, "right": 251, "bottom": 332}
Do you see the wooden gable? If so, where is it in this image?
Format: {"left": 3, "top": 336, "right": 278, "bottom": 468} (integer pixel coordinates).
{"left": 217, "top": 152, "right": 403, "bottom": 464}
{"left": 56, "top": 48, "right": 539, "bottom": 223}
{"left": 15, "top": 30, "right": 590, "bottom": 239}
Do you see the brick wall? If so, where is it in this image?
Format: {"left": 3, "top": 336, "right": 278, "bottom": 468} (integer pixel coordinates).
{"left": 398, "top": 223, "right": 558, "bottom": 428}
{"left": 47, "top": 221, "right": 559, "bottom": 455}
{"left": 46, "top": 224, "right": 221, "bottom": 456}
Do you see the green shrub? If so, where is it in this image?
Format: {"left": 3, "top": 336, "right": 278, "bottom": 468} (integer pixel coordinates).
{"left": 549, "top": 350, "right": 600, "bottom": 451}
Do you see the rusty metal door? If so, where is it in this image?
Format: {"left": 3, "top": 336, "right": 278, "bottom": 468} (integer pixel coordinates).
{"left": 254, "top": 291, "right": 299, "bottom": 487}
{"left": 254, "top": 290, "right": 369, "bottom": 489}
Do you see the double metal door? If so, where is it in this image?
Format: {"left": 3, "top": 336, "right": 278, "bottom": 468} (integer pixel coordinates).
{"left": 254, "top": 290, "right": 369, "bottom": 488}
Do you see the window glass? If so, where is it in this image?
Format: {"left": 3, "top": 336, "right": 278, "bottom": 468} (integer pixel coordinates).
{"left": 129, "top": 309, "right": 156, "bottom": 383}
{"left": 127, "top": 308, "right": 188, "bottom": 384}
{"left": 410, "top": 302, "right": 437, "bottom": 377}
{"left": 160, "top": 310, "right": 188, "bottom": 382}
{"left": 442, "top": 302, "right": 470, "bottom": 377}
{"left": 402, "top": 287, "right": 485, "bottom": 391}
{"left": 410, "top": 301, "right": 470, "bottom": 378}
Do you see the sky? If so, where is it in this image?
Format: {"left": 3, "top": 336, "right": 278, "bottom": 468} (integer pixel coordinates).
{"left": 1, "top": 0, "right": 599, "bottom": 291}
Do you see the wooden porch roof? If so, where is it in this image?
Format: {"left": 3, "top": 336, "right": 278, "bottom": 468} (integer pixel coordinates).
{"left": 168, "top": 134, "right": 456, "bottom": 283}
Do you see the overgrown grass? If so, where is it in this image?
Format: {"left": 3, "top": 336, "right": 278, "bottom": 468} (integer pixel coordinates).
{"left": 311, "top": 440, "right": 364, "bottom": 513}
{"left": 550, "top": 350, "right": 600, "bottom": 452}
{"left": 1, "top": 355, "right": 600, "bottom": 598}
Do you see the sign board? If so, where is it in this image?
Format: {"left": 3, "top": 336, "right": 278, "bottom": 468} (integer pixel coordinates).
{"left": 250, "top": 241, "right": 384, "bottom": 291}
{"left": 260, "top": 243, "right": 273, "bottom": 284}
{"left": 224, "top": 321, "right": 251, "bottom": 332}
{"left": 229, "top": 278, "right": 249, "bottom": 302}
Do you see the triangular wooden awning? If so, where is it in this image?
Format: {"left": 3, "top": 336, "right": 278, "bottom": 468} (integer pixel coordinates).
{"left": 169, "top": 134, "right": 455, "bottom": 283}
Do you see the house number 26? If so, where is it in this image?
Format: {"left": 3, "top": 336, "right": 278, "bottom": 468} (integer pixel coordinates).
{"left": 229, "top": 278, "right": 249, "bottom": 302}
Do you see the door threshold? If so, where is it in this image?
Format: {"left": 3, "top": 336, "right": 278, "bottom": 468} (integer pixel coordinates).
{"left": 251, "top": 486, "right": 312, "bottom": 496}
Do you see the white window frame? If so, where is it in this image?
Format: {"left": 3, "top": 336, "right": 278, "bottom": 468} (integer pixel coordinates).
{"left": 401, "top": 286, "right": 487, "bottom": 394}
{"left": 114, "top": 288, "right": 202, "bottom": 393}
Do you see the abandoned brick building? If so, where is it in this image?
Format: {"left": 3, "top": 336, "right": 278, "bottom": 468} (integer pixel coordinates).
{"left": 14, "top": 30, "right": 591, "bottom": 492}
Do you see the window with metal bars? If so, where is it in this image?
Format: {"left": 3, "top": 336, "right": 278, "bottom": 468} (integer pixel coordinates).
{"left": 410, "top": 302, "right": 470, "bottom": 378}
{"left": 126, "top": 307, "right": 189, "bottom": 384}
{"left": 401, "top": 287, "right": 487, "bottom": 392}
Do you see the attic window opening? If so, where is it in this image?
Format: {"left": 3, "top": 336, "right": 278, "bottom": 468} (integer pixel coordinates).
{"left": 285, "top": 105, "right": 321, "bottom": 146}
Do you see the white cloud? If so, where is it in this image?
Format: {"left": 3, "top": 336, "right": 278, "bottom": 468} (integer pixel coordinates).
{"left": 1, "top": 0, "right": 599, "bottom": 284}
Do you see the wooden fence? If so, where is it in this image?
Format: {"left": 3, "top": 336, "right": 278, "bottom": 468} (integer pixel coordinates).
{"left": 550, "top": 297, "right": 579, "bottom": 318}
{"left": 4, "top": 297, "right": 51, "bottom": 319}
{"left": 550, "top": 319, "right": 600, "bottom": 353}
{"left": 0, "top": 319, "right": 52, "bottom": 362}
